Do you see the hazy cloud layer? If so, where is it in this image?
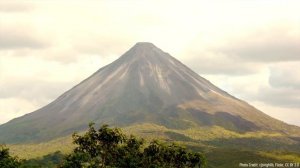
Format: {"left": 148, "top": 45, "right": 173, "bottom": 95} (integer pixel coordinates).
{"left": 0, "top": 79, "right": 72, "bottom": 101}
{"left": 256, "top": 86, "right": 300, "bottom": 108}
{"left": 183, "top": 51, "right": 263, "bottom": 76}
{"left": 269, "top": 63, "right": 300, "bottom": 90}
{"left": 221, "top": 28, "right": 300, "bottom": 62}
{"left": 255, "top": 63, "right": 300, "bottom": 108}
{"left": 0, "top": 1, "right": 34, "bottom": 13}
{"left": 0, "top": 0, "right": 299, "bottom": 126}
{"left": 0, "top": 29, "right": 48, "bottom": 49}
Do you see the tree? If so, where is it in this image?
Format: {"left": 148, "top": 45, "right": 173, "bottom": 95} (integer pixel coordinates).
{"left": 60, "top": 123, "right": 206, "bottom": 168}
{"left": 143, "top": 140, "right": 205, "bottom": 168}
{"left": 0, "top": 145, "right": 21, "bottom": 168}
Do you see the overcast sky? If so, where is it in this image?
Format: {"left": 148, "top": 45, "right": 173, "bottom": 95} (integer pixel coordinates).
{"left": 0, "top": 0, "right": 299, "bottom": 126}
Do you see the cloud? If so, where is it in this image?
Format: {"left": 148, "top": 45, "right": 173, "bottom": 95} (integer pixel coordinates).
{"left": 256, "top": 86, "right": 300, "bottom": 108}
{"left": 183, "top": 51, "right": 262, "bottom": 75}
{"left": 269, "top": 62, "right": 300, "bottom": 89}
{"left": 252, "top": 62, "right": 300, "bottom": 108}
{"left": 182, "top": 24, "right": 300, "bottom": 76}
{"left": 0, "top": 1, "right": 34, "bottom": 13}
{"left": 184, "top": 25, "right": 300, "bottom": 76}
{"left": 219, "top": 26, "right": 300, "bottom": 62}
{"left": 0, "top": 79, "right": 72, "bottom": 101}
{"left": 0, "top": 98, "right": 37, "bottom": 124}
{"left": 250, "top": 101, "right": 300, "bottom": 127}
{"left": 0, "top": 26, "right": 49, "bottom": 50}
{"left": 72, "top": 35, "right": 132, "bottom": 56}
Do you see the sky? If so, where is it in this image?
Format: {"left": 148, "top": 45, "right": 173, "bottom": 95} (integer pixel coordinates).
{"left": 0, "top": 0, "right": 299, "bottom": 126}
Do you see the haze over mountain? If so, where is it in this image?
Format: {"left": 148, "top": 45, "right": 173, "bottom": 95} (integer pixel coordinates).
{"left": 0, "top": 42, "right": 299, "bottom": 143}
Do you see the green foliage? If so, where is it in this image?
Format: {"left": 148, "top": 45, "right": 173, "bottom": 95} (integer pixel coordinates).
{"left": 20, "top": 151, "right": 64, "bottom": 168}
{"left": 143, "top": 140, "right": 206, "bottom": 168}
{"left": 60, "top": 123, "right": 205, "bottom": 168}
{"left": 0, "top": 145, "right": 21, "bottom": 168}
{"left": 204, "top": 148, "right": 286, "bottom": 168}
{"left": 258, "top": 151, "right": 300, "bottom": 163}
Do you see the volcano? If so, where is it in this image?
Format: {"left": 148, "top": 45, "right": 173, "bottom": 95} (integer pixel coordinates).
{"left": 0, "top": 42, "right": 299, "bottom": 143}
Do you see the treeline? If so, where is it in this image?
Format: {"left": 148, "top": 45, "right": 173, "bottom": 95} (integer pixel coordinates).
{"left": 1, "top": 124, "right": 206, "bottom": 168}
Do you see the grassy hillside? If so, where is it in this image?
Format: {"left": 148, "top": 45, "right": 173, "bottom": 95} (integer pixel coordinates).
{"left": 7, "top": 123, "right": 300, "bottom": 168}
{"left": 8, "top": 136, "right": 74, "bottom": 159}
{"left": 205, "top": 148, "right": 299, "bottom": 168}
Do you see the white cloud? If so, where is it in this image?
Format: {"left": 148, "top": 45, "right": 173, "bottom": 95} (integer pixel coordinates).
{"left": 0, "top": 1, "right": 34, "bottom": 13}
{"left": 269, "top": 62, "right": 300, "bottom": 89}
{"left": 219, "top": 26, "right": 300, "bottom": 62}
{"left": 183, "top": 50, "right": 263, "bottom": 75}
{"left": 250, "top": 101, "right": 300, "bottom": 127}
{"left": 0, "top": 26, "right": 48, "bottom": 49}
{"left": 0, "top": 98, "right": 36, "bottom": 124}
{"left": 256, "top": 86, "right": 300, "bottom": 108}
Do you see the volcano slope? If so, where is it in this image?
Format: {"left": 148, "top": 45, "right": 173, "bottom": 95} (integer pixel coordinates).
{"left": 0, "top": 42, "right": 299, "bottom": 154}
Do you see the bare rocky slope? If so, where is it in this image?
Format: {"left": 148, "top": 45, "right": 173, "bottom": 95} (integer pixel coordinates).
{"left": 0, "top": 42, "right": 299, "bottom": 143}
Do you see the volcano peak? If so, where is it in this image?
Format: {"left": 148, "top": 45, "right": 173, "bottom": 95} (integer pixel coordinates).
{"left": 131, "top": 42, "right": 158, "bottom": 53}
{"left": 134, "top": 42, "right": 155, "bottom": 47}
{"left": 120, "top": 42, "right": 165, "bottom": 61}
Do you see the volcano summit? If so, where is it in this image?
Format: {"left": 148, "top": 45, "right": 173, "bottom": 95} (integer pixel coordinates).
{"left": 0, "top": 42, "right": 299, "bottom": 143}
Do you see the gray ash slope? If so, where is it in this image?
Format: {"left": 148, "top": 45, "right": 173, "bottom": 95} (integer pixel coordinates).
{"left": 0, "top": 42, "right": 299, "bottom": 143}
